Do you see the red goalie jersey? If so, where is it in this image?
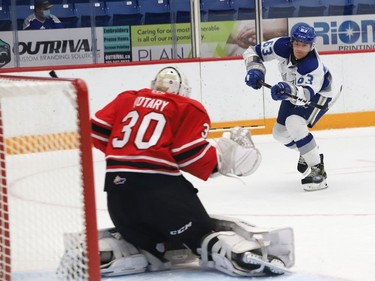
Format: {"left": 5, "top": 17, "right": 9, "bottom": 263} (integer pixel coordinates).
{"left": 91, "top": 88, "right": 218, "bottom": 181}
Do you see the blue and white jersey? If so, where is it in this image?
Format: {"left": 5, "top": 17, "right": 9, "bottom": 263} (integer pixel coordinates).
{"left": 243, "top": 37, "right": 334, "bottom": 99}
{"left": 23, "top": 14, "right": 64, "bottom": 30}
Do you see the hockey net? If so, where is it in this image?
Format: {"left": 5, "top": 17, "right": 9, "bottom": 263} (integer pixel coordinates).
{"left": 0, "top": 75, "right": 100, "bottom": 281}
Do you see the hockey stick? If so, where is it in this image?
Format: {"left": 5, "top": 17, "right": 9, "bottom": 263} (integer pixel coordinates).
{"left": 259, "top": 81, "right": 328, "bottom": 110}
{"left": 49, "top": 70, "right": 58, "bottom": 78}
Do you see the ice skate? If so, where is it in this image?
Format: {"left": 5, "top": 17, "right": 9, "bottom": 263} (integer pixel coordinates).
{"left": 298, "top": 154, "right": 324, "bottom": 175}
{"left": 301, "top": 154, "right": 327, "bottom": 191}
{"left": 297, "top": 155, "right": 309, "bottom": 174}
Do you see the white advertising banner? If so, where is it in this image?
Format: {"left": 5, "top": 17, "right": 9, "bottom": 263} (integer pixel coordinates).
{"left": 288, "top": 14, "right": 375, "bottom": 52}
{"left": 0, "top": 28, "right": 104, "bottom": 68}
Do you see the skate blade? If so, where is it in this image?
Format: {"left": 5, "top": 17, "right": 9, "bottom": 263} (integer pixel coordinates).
{"left": 303, "top": 179, "right": 328, "bottom": 192}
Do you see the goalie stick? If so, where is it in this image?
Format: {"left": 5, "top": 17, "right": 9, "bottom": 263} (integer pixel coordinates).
{"left": 259, "top": 80, "right": 328, "bottom": 110}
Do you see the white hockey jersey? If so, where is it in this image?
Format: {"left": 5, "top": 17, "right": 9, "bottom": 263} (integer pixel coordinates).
{"left": 243, "top": 37, "right": 335, "bottom": 99}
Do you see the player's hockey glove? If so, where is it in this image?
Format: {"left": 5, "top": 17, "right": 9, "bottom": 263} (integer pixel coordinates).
{"left": 271, "top": 82, "right": 296, "bottom": 101}
{"left": 245, "top": 69, "right": 264, "bottom": 90}
{"left": 244, "top": 55, "right": 266, "bottom": 90}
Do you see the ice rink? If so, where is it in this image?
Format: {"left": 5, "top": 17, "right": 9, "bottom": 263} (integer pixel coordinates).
{"left": 93, "top": 126, "right": 375, "bottom": 281}
{"left": 8, "top": 126, "right": 375, "bottom": 281}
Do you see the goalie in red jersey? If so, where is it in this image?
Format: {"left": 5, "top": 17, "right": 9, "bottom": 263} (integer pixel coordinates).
{"left": 90, "top": 66, "right": 294, "bottom": 277}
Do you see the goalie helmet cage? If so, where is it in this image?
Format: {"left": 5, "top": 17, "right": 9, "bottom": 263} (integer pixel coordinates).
{"left": 0, "top": 75, "right": 100, "bottom": 281}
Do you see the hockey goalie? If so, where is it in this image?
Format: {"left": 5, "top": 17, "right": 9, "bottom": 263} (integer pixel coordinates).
{"left": 58, "top": 121, "right": 294, "bottom": 278}
{"left": 58, "top": 66, "right": 294, "bottom": 279}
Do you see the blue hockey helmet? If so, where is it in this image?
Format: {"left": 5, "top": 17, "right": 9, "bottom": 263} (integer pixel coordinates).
{"left": 291, "top": 24, "right": 316, "bottom": 45}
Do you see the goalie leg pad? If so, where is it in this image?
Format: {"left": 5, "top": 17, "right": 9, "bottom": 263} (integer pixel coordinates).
{"left": 210, "top": 215, "right": 295, "bottom": 268}
{"left": 199, "top": 231, "right": 267, "bottom": 277}
{"left": 98, "top": 230, "right": 148, "bottom": 276}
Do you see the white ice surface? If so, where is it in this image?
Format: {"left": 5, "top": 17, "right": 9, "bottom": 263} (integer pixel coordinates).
{"left": 9, "top": 127, "right": 375, "bottom": 281}
{"left": 95, "top": 127, "right": 375, "bottom": 281}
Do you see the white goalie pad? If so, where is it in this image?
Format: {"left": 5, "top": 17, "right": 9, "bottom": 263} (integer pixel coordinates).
{"left": 58, "top": 228, "right": 199, "bottom": 278}
{"left": 98, "top": 229, "right": 149, "bottom": 277}
{"left": 210, "top": 215, "right": 295, "bottom": 268}
{"left": 198, "top": 215, "right": 294, "bottom": 277}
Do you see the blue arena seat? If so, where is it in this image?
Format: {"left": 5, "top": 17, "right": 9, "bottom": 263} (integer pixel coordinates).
{"left": 231, "top": 0, "right": 255, "bottom": 9}
{"left": 169, "top": 0, "right": 191, "bottom": 23}
{"left": 207, "top": 8, "right": 236, "bottom": 21}
{"left": 263, "top": 0, "right": 293, "bottom": 8}
{"left": 15, "top": 4, "right": 34, "bottom": 30}
{"left": 143, "top": 12, "right": 171, "bottom": 24}
{"left": 49, "top": 0, "right": 65, "bottom": 4}
{"left": 266, "top": 5, "right": 296, "bottom": 19}
{"left": 298, "top": 5, "right": 327, "bottom": 17}
{"left": 106, "top": 1, "right": 142, "bottom": 26}
{"left": 74, "top": 2, "right": 110, "bottom": 27}
{"left": 236, "top": 7, "right": 256, "bottom": 20}
{"left": 356, "top": 3, "right": 375, "bottom": 14}
{"left": 138, "top": 0, "right": 169, "bottom": 13}
{"left": 67, "top": 0, "right": 90, "bottom": 3}
{"left": 0, "top": 4, "right": 11, "bottom": 31}
{"left": 16, "top": 0, "right": 31, "bottom": 4}
{"left": 138, "top": 0, "right": 171, "bottom": 25}
{"left": 232, "top": 0, "right": 262, "bottom": 20}
{"left": 201, "top": 0, "right": 236, "bottom": 22}
{"left": 52, "top": 3, "right": 78, "bottom": 28}
{"left": 327, "top": 4, "right": 355, "bottom": 16}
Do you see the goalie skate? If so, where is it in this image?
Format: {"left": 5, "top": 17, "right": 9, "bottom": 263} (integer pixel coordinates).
{"left": 241, "top": 252, "right": 292, "bottom": 275}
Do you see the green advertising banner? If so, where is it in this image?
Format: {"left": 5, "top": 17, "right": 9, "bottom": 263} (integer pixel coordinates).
{"left": 103, "top": 26, "right": 132, "bottom": 63}
{"left": 131, "top": 21, "right": 242, "bottom": 61}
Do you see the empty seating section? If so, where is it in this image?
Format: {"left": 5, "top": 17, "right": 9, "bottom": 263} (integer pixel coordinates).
{"left": 138, "top": 0, "right": 171, "bottom": 24}
{"left": 327, "top": 4, "right": 355, "bottom": 15}
{"left": 356, "top": 3, "right": 375, "bottom": 14}
{"left": 74, "top": 2, "right": 110, "bottom": 27}
{"left": 200, "top": 0, "right": 236, "bottom": 22}
{"left": 0, "top": 0, "right": 373, "bottom": 31}
{"left": 52, "top": 3, "right": 78, "bottom": 28}
{"left": 170, "top": 0, "right": 191, "bottom": 23}
{"left": 267, "top": 6, "right": 296, "bottom": 18}
{"left": 106, "top": 1, "right": 142, "bottom": 26}
{"left": 298, "top": 5, "right": 326, "bottom": 17}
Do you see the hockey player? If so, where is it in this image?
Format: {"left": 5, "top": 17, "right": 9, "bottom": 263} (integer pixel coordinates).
{"left": 243, "top": 23, "right": 338, "bottom": 191}
{"left": 89, "top": 66, "right": 294, "bottom": 277}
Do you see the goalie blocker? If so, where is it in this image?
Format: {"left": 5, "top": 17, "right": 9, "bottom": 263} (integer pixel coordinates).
{"left": 57, "top": 216, "right": 294, "bottom": 278}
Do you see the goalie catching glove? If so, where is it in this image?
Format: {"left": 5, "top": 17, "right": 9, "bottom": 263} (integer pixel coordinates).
{"left": 215, "top": 127, "right": 261, "bottom": 176}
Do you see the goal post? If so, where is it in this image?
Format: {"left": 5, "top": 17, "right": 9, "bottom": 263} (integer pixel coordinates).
{"left": 0, "top": 75, "right": 100, "bottom": 281}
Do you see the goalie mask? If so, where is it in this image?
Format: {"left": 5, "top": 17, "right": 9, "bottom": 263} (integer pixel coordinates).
{"left": 151, "top": 67, "right": 192, "bottom": 98}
